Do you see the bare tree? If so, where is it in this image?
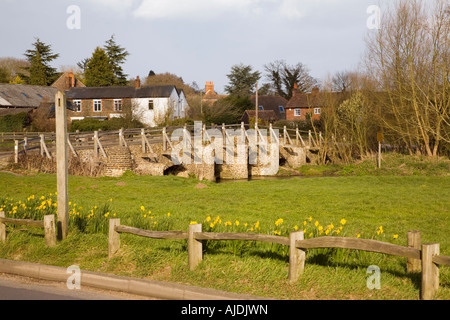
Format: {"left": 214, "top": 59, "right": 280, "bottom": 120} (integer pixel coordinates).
{"left": 364, "top": 0, "right": 449, "bottom": 156}
{"left": 264, "top": 60, "right": 317, "bottom": 100}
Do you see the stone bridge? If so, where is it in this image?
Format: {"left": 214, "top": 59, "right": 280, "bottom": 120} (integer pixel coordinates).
{"left": 5, "top": 124, "right": 323, "bottom": 181}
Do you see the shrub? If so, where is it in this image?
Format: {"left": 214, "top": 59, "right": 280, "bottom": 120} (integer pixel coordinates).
{"left": 0, "top": 112, "right": 31, "bottom": 132}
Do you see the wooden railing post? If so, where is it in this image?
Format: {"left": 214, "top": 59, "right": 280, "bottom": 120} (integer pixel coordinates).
{"left": 421, "top": 243, "right": 440, "bottom": 300}
{"left": 0, "top": 211, "right": 6, "bottom": 242}
{"left": 108, "top": 218, "right": 121, "bottom": 259}
{"left": 94, "top": 131, "right": 99, "bottom": 158}
{"left": 188, "top": 223, "right": 202, "bottom": 271}
{"left": 162, "top": 127, "right": 167, "bottom": 151}
{"left": 407, "top": 230, "right": 421, "bottom": 273}
{"left": 141, "top": 128, "right": 146, "bottom": 153}
{"left": 44, "top": 214, "right": 56, "bottom": 247}
{"left": 289, "top": 231, "right": 305, "bottom": 284}
{"left": 14, "top": 140, "right": 19, "bottom": 163}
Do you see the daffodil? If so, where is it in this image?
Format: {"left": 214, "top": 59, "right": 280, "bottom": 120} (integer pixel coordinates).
{"left": 340, "top": 219, "right": 346, "bottom": 225}
{"left": 393, "top": 234, "right": 398, "bottom": 239}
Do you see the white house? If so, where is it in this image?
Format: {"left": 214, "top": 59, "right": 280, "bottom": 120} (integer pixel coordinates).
{"left": 65, "top": 79, "right": 189, "bottom": 127}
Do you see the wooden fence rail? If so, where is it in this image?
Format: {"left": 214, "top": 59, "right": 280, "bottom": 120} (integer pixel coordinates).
{"left": 0, "top": 211, "right": 56, "bottom": 247}
{"left": 108, "top": 220, "right": 450, "bottom": 300}
{"left": 2, "top": 123, "right": 321, "bottom": 162}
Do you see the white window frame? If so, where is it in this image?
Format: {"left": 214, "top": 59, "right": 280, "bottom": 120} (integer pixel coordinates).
{"left": 114, "top": 99, "right": 123, "bottom": 112}
{"left": 294, "top": 108, "right": 301, "bottom": 117}
{"left": 73, "top": 100, "right": 81, "bottom": 112}
{"left": 93, "top": 99, "right": 102, "bottom": 112}
{"left": 314, "top": 108, "right": 321, "bottom": 115}
{"left": 148, "top": 99, "right": 154, "bottom": 110}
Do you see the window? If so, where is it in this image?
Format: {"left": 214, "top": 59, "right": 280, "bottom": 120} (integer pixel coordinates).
{"left": 114, "top": 99, "right": 123, "bottom": 112}
{"left": 37, "top": 94, "right": 43, "bottom": 98}
{"left": 314, "top": 108, "right": 321, "bottom": 115}
{"left": 279, "top": 106, "right": 285, "bottom": 112}
{"left": 258, "top": 105, "right": 264, "bottom": 110}
{"left": 148, "top": 99, "right": 154, "bottom": 110}
{"left": 73, "top": 100, "right": 81, "bottom": 112}
{"left": 294, "top": 108, "right": 301, "bottom": 117}
{"left": 93, "top": 99, "right": 102, "bottom": 112}
{"left": 21, "top": 92, "right": 29, "bottom": 98}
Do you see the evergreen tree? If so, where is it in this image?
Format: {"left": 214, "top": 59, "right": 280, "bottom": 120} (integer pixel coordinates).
{"left": 224, "top": 63, "right": 260, "bottom": 97}
{"left": 84, "top": 47, "right": 115, "bottom": 87}
{"left": 104, "top": 34, "right": 129, "bottom": 86}
{"left": 22, "top": 38, "right": 59, "bottom": 85}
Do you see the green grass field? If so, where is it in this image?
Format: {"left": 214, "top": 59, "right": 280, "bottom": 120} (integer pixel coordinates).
{"left": 0, "top": 154, "right": 449, "bottom": 300}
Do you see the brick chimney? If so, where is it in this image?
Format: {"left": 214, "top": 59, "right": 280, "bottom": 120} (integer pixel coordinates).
{"left": 205, "top": 81, "right": 214, "bottom": 94}
{"left": 135, "top": 76, "right": 141, "bottom": 89}
{"left": 64, "top": 70, "right": 75, "bottom": 91}
{"left": 292, "top": 83, "right": 299, "bottom": 97}
{"left": 311, "top": 85, "right": 319, "bottom": 95}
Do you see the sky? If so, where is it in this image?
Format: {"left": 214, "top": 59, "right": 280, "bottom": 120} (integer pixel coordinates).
{"left": 0, "top": 0, "right": 383, "bottom": 94}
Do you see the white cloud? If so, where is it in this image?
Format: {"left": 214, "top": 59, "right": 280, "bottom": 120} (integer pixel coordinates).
{"left": 278, "top": 0, "right": 306, "bottom": 20}
{"left": 81, "top": 0, "right": 136, "bottom": 11}
{"left": 133, "top": 0, "right": 267, "bottom": 20}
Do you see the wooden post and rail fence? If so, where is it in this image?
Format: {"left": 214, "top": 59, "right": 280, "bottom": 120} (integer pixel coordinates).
{"left": 0, "top": 211, "right": 56, "bottom": 247}
{"left": 0, "top": 212, "right": 448, "bottom": 299}
{"left": 108, "top": 219, "right": 450, "bottom": 300}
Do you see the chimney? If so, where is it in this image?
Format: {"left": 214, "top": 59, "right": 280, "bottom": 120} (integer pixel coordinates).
{"left": 292, "top": 83, "right": 299, "bottom": 97}
{"left": 205, "top": 81, "right": 214, "bottom": 94}
{"left": 312, "top": 85, "right": 319, "bottom": 95}
{"left": 135, "top": 76, "right": 141, "bottom": 89}
{"left": 64, "top": 69, "right": 75, "bottom": 91}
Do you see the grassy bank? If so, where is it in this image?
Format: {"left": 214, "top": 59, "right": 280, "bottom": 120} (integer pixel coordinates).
{"left": 0, "top": 154, "right": 449, "bottom": 300}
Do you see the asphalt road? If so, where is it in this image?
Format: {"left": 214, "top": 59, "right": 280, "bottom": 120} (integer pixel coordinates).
{"left": 0, "top": 273, "right": 154, "bottom": 300}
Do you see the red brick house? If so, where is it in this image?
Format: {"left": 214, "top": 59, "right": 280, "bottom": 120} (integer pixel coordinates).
{"left": 286, "top": 85, "right": 323, "bottom": 121}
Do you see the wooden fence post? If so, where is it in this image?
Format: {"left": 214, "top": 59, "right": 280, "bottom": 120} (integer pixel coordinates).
{"left": 55, "top": 91, "right": 69, "bottom": 241}
{"left": 188, "top": 223, "right": 202, "bottom": 271}
{"left": 108, "top": 219, "right": 121, "bottom": 259}
{"left": 162, "top": 127, "right": 167, "bottom": 151}
{"left": 44, "top": 214, "right": 56, "bottom": 247}
{"left": 141, "top": 128, "right": 146, "bottom": 153}
{"left": 14, "top": 140, "right": 19, "bottom": 163}
{"left": 421, "top": 243, "right": 440, "bottom": 300}
{"left": 288, "top": 231, "right": 305, "bottom": 284}
{"left": 407, "top": 230, "right": 421, "bottom": 273}
{"left": 0, "top": 211, "right": 6, "bottom": 242}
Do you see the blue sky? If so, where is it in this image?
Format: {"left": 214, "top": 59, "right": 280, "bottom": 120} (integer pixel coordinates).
{"left": 1, "top": 0, "right": 381, "bottom": 93}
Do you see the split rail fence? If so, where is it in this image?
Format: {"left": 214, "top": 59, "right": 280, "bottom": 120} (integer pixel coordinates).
{"left": 108, "top": 219, "right": 450, "bottom": 300}
{"left": 0, "top": 211, "right": 56, "bottom": 247}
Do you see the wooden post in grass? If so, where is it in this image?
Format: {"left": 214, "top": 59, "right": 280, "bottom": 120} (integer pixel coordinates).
{"left": 44, "top": 215, "right": 56, "bottom": 247}
{"left": 289, "top": 231, "right": 305, "bottom": 284}
{"left": 188, "top": 223, "right": 202, "bottom": 271}
{"left": 55, "top": 91, "right": 69, "bottom": 240}
{"left": 407, "top": 230, "right": 421, "bottom": 273}
{"left": 421, "top": 243, "right": 440, "bottom": 300}
{"left": 108, "top": 219, "right": 121, "bottom": 259}
{"left": 0, "top": 211, "right": 5, "bottom": 242}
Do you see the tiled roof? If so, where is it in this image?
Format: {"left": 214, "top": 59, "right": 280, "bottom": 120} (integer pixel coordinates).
{"left": 66, "top": 85, "right": 177, "bottom": 100}
{"left": 0, "top": 84, "right": 58, "bottom": 108}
